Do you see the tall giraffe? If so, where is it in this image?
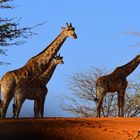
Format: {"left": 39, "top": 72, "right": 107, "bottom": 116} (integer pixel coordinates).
{"left": 0, "top": 23, "right": 77, "bottom": 118}
{"left": 95, "top": 55, "right": 140, "bottom": 117}
{"left": 13, "top": 55, "right": 64, "bottom": 118}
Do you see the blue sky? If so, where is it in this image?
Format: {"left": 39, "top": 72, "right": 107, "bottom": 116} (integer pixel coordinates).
{"left": 1, "top": 0, "right": 140, "bottom": 117}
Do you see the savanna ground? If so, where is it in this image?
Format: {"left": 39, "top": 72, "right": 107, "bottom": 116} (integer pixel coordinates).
{"left": 0, "top": 117, "right": 140, "bottom": 140}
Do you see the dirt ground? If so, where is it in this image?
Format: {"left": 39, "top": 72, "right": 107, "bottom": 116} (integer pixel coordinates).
{"left": 0, "top": 117, "right": 140, "bottom": 140}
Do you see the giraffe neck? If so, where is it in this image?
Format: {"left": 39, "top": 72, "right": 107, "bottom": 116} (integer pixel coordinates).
{"left": 33, "top": 60, "right": 58, "bottom": 85}
{"left": 26, "top": 31, "right": 67, "bottom": 78}
{"left": 113, "top": 56, "right": 140, "bottom": 78}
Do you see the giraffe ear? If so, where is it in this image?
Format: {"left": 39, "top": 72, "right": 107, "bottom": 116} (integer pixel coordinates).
{"left": 70, "top": 23, "right": 72, "bottom": 27}
{"left": 61, "top": 27, "right": 65, "bottom": 30}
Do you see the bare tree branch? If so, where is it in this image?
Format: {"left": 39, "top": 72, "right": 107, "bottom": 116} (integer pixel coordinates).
{"left": 0, "top": 0, "right": 44, "bottom": 64}
{"left": 61, "top": 67, "right": 140, "bottom": 117}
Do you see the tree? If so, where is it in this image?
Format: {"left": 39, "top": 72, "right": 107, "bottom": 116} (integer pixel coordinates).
{"left": 61, "top": 67, "right": 140, "bottom": 117}
{"left": 0, "top": 0, "right": 37, "bottom": 63}
{"left": 0, "top": 0, "right": 15, "bottom": 9}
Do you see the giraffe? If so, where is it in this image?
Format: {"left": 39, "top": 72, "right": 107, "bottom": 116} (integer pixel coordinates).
{"left": 0, "top": 23, "right": 77, "bottom": 118}
{"left": 12, "top": 54, "right": 64, "bottom": 118}
{"left": 95, "top": 55, "right": 140, "bottom": 117}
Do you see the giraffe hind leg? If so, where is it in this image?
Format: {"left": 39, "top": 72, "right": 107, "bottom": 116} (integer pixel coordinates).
{"left": 0, "top": 87, "right": 14, "bottom": 118}
{"left": 1, "top": 95, "right": 13, "bottom": 118}
{"left": 0, "top": 100, "right": 2, "bottom": 117}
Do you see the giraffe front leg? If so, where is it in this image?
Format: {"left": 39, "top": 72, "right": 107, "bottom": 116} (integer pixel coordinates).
{"left": 15, "top": 98, "right": 25, "bottom": 118}
{"left": 95, "top": 87, "right": 106, "bottom": 117}
{"left": 120, "top": 91, "right": 125, "bottom": 117}
{"left": 14, "top": 92, "right": 25, "bottom": 118}
{"left": 96, "top": 96, "right": 104, "bottom": 117}
{"left": 39, "top": 95, "right": 46, "bottom": 118}
{"left": 118, "top": 93, "right": 121, "bottom": 117}
{"left": 34, "top": 99, "right": 40, "bottom": 118}
{"left": 34, "top": 100, "right": 37, "bottom": 118}
{"left": 118, "top": 90, "right": 125, "bottom": 117}
{"left": 12, "top": 103, "right": 16, "bottom": 118}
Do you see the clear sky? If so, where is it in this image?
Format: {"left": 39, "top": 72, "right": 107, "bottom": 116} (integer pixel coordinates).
{"left": 1, "top": 0, "right": 140, "bottom": 117}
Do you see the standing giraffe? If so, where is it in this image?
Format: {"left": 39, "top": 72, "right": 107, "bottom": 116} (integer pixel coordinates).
{"left": 13, "top": 54, "right": 64, "bottom": 118}
{"left": 96, "top": 55, "right": 140, "bottom": 117}
{"left": 0, "top": 23, "right": 77, "bottom": 118}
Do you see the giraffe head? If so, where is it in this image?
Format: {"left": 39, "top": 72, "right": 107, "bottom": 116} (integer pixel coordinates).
{"left": 136, "top": 55, "right": 140, "bottom": 62}
{"left": 61, "top": 23, "right": 77, "bottom": 39}
{"left": 54, "top": 54, "right": 64, "bottom": 64}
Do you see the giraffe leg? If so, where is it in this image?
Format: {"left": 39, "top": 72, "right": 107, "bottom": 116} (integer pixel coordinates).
{"left": 34, "top": 99, "right": 40, "bottom": 118}
{"left": 14, "top": 92, "right": 25, "bottom": 118}
{"left": 0, "top": 88, "right": 13, "bottom": 118}
{"left": 118, "top": 90, "right": 125, "bottom": 117}
{"left": 39, "top": 95, "right": 46, "bottom": 118}
{"left": 120, "top": 90, "right": 125, "bottom": 117}
{"left": 34, "top": 100, "right": 37, "bottom": 118}
{"left": 1, "top": 95, "right": 13, "bottom": 118}
{"left": 15, "top": 99, "right": 25, "bottom": 118}
{"left": 12, "top": 103, "right": 16, "bottom": 118}
{"left": 96, "top": 96, "right": 104, "bottom": 117}
{"left": 118, "top": 93, "right": 121, "bottom": 117}
{"left": 96, "top": 86, "right": 105, "bottom": 117}
{"left": 0, "top": 100, "right": 2, "bottom": 118}
{"left": 0, "top": 77, "right": 16, "bottom": 118}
